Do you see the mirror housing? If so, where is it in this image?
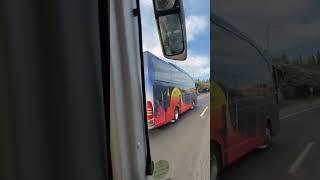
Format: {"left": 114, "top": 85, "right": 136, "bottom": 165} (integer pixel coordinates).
{"left": 153, "top": 0, "right": 187, "bottom": 60}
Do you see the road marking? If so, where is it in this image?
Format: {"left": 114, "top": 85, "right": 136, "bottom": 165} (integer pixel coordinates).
{"left": 288, "top": 142, "right": 315, "bottom": 175}
{"left": 200, "top": 106, "right": 208, "bottom": 117}
{"left": 280, "top": 105, "right": 320, "bottom": 120}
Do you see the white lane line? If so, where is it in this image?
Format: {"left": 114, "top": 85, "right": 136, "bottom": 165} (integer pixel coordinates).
{"left": 288, "top": 142, "right": 315, "bottom": 175}
{"left": 280, "top": 105, "right": 320, "bottom": 120}
{"left": 200, "top": 106, "right": 208, "bottom": 117}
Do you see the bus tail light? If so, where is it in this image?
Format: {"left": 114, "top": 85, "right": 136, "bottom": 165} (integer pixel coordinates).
{"left": 147, "top": 101, "right": 155, "bottom": 129}
{"left": 147, "top": 101, "right": 154, "bottom": 119}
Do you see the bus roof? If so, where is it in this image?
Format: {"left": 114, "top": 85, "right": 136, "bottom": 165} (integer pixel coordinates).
{"left": 144, "top": 51, "right": 194, "bottom": 82}
{"left": 211, "top": 14, "right": 272, "bottom": 70}
{"left": 211, "top": 14, "right": 260, "bottom": 50}
{"left": 167, "top": 62, "right": 194, "bottom": 81}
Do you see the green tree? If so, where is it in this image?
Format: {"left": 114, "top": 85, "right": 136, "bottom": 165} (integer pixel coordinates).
{"left": 316, "top": 50, "right": 320, "bottom": 64}
{"left": 312, "top": 55, "right": 317, "bottom": 64}
{"left": 298, "top": 55, "right": 303, "bottom": 64}
{"left": 281, "top": 53, "right": 290, "bottom": 64}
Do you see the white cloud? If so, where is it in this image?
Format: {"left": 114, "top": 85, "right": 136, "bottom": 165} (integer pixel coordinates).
{"left": 174, "top": 53, "right": 210, "bottom": 79}
{"left": 186, "top": 16, "right": 209, "bottom": 42}
{"left": 140, "top": 0, "right": 210, "bottom": 80}
{"left": 141, "top": 0, "right": 153, "bottom": 9}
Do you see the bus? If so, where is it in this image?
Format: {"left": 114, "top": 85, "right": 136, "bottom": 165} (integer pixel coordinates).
{"left": 144, "top": 51, "right": 197, "bottom": 129}
{"left": 210, "top": 14, "right": 280, "bottom": 179}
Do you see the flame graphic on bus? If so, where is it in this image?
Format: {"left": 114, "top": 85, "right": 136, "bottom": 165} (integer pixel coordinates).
{"left": 170, "top": 87, "right": 182, "bottom": 106}
{"left": 211, "top": 81, "right": 234, "bottom": 132}
{"left": 164, "top": 87, "right": 182, "bottom": 122}
{"left": 150, "top": 86, "right": 195, "bottom": 129}
{"left": 144, "top": 51, "right": 196, "bottom": 129}
{"left": 211, "top": 81, "right": 252, "bottom": 143}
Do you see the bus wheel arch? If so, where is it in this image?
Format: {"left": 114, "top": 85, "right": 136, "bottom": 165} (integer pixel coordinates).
{"left": 266, "top": 119, "right": 273, "bottom": 143}
{"left": 211, "top": 141, "right": 223, "bottom": 180}
{"left": 191, "top": 99, "right": 196, "bottom": 110}
{"left": 259, "top": 119, "right": 273, "bottom": 149}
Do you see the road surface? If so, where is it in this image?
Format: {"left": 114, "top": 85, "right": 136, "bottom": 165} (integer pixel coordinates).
{"left": 220, "top": 100, "right": 320, "bottom": 180}
{"left": 149, "top": 93, "right": 210, "bottom": 180}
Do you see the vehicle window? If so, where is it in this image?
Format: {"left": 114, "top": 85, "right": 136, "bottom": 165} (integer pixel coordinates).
{"left": 213, "top": 23, "right": 273, "bottom": 99}
{"left": 213, "top": 0, "right": 320, "bottom": 179}
{"left": 141, "top": 0, "right": 210, "bottom": 179}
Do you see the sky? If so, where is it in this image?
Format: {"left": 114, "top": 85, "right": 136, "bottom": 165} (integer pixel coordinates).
{"left": 213, "top": 0, "right": 320, "bottom": 59}
{"left": 140, "top": 0, "right": 210, "bottom": 80}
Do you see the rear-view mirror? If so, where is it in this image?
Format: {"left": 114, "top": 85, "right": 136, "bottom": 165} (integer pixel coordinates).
{"left": 153, "top": 0, "right": 187, "bottom": 60}
{"left": 154, "top": 0, "right": 176, "bottom": 11}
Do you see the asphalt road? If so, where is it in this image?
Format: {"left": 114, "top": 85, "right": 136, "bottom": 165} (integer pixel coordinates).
{"left": 149, "top": 93, "right": 210, "bottom": 180}
{"left": 220, "top": 101, "right": 320, "bottom": 180}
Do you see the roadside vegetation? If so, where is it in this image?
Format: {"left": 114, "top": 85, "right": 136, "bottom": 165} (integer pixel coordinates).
{"left": 195, "top": 79, "right": 210, "bottom": 93}
{"left": 273, "top": 51, "right": 320, "bottom": 100}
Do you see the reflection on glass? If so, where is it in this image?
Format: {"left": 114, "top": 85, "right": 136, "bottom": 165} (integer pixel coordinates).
{"left": 155, "top": 0, "right": 176, "bottom": 11}
{"left": 159, "top": 14, "right": 184, "bottom": 56}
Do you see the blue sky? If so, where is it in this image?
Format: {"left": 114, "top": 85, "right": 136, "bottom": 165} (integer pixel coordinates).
{"left": 140, "top": 0, "right": 210, "bottom": 80}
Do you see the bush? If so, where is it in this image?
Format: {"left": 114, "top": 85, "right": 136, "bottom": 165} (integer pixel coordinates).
{"left": 195, "top": 80, "right": 210, "bottom": 93}
{"left": 279, "top": 64, "right": 320, "bottom": 99}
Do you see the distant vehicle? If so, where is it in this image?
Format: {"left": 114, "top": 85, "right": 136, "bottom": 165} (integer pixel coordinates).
{"left": 210, "top": 14, "right": 280, "bottom": 180}
{"left": 144, "top": 51, "right": 197, "bottom": 129}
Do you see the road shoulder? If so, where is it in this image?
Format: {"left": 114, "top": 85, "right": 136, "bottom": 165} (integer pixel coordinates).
{"left": 279, "top": 97, "right": 320, "bottom": 118}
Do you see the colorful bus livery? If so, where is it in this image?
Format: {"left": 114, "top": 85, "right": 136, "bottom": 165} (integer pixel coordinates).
{"left": 210, "top": 14, "right": 280, "bottom": 180}
{"left": 144, "top": 51, "right": 197, "bottom": 129}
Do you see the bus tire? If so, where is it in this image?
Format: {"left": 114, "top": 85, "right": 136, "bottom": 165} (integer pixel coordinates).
{"left": 172, "top": 107, "right": 179, "bottom": 122}
{"left": 259, "top": 121, "right": 272, "bottom": 149}
{"left": 191, "top": 100, "right": 196, "bottom": 110}
{"left": 211, "top": 144, "right": 221, "bottom": 180}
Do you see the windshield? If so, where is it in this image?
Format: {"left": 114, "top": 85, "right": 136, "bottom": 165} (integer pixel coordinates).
{"left": 140, "top": 0, "right": 210, "bottom": 179}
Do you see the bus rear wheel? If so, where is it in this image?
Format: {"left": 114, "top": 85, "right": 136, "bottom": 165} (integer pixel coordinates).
{"left": 259, "top": 122, "right": 272, "bottom": 149}
{"left": 191, "top": 100, "right": 195, "bottom": 110}
{"left": 171, "top": 107, "right": 179, "bottom": 122}
{"left": 211, "top": 144, "right": 221, "bottom": 180}
{"left": 174, "top": 108, "right": 179, "bottom": 120}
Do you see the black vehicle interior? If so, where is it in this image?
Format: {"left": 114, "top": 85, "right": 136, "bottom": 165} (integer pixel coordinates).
{"left": 1, "top": 0, "right": 112, "bottom": 179}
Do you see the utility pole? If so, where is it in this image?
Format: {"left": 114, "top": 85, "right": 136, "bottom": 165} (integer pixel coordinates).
{"left": 266, "top": 24, "right": 271, "bottom": 51}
